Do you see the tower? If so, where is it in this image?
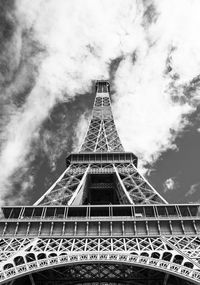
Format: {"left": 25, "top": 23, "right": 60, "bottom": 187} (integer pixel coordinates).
{"left": 0, "top": 81, "right": 200, "bottom": 285}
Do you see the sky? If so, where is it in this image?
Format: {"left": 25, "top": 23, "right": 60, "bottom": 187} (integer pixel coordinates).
{"left": 0, "top": 0, "right": 200, "bottom": 206}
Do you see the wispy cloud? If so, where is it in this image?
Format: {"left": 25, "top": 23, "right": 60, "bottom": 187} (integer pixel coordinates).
{"left": 72, "top": 111, "right": 91, "bottom": 153}
{"left": 113, "top": 0, "right": 200, "bottom": 170}
{"left": 185, "top": 182, "right": 200, "bottom": 197}
{"left": 1, "top": 0, "right": 200, "bottom": 204}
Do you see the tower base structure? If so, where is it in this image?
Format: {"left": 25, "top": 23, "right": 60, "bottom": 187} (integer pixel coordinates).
{"left": 0, "top": 204, "right": 200, "bottom": 284}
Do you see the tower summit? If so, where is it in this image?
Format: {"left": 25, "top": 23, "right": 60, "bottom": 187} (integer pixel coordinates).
{"left": 0, "top": 81, "right": 200, "bottom": 284}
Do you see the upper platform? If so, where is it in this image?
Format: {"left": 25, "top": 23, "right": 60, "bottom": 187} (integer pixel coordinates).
{"left": 95, "top": 80, "right": 110, "bottom": 93}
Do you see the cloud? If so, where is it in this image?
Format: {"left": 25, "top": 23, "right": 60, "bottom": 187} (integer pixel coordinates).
{"left": 163, "top": 177, "right": 178, "bottom": 193}
{"left": 72, "top": 111, "right": 91, "bottom": 153}
{"left": 1, "top": 0, "right": 200, "bottom": 204}
{"left": 185, "top": 182, "right": 200, "bottom": 197}
{"left": 113, "top": 0, "right": 200, "bottom": 170}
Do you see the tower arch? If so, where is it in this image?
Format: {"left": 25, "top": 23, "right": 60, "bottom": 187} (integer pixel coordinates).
{"left": 1, "top": 252, "right": 200, "bottom": 284}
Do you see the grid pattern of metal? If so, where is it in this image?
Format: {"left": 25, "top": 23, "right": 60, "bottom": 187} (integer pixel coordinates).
{"left": 0, "top": 236, "right": 199, "bottom": 284}
{"left": 80, "top": 83, "right": 124, "bottom": 152}
{"left": 34, "top": 161, "right": 166, "bottom": 205}
{"left": 33, "top": 81, "right": 167, "bottom": 206}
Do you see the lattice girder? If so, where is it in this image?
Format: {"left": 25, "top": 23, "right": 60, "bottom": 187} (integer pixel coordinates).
{"left": 34, "top": 165, "right": 89, "bottom": 206}
{"left": 31, "top": 263, "right": 192, "bottom": 285}
{"left": 0, "top": 236, "right": 200, "bottom": 284}
{"left": 34, "top": 81, "right": 167, "bottom": 206}
{"left": 35, "top": 161, "right": 166, "bottom": 206}
{"left": 0, "top": 238, "right": 37, "bottom": 263}
{"left": 165, "top": 236, "right": 200, "bottom": 263}
{"left": 80, "top": 85, "right": 124, "bottom": 152}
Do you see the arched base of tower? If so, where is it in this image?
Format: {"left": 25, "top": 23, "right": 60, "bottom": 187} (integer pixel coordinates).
{"left": 6, "top": 263, "right": 194, "bottom": 285}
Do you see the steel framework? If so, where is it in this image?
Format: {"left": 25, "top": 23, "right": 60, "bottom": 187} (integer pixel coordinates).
{"left": 0, "top": 81, "right": 199, "bottom": 284}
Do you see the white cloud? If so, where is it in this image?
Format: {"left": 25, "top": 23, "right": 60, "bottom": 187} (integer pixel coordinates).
{"left": 1, "top": 0, "right": 200, "bottom": 203}
{"left": 185, "top": 182, "right": 200, "bottom": 197}
{"left": 163, "top": 177, "right": 177, "bottom": 193}
{"left": 113, "top": 0, "right": 200, "bottom": 169}
{"left": 72, "top": 111, "right": 91, "bottom": 152}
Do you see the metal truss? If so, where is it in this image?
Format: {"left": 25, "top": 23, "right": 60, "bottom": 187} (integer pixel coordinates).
{"left": 164, "top": 236, "right": 200, "bottom": 263}
{"left": 80, "top": 118, "right": 124, "bottom": 152}
{"left": 32, "top": 263, "right": 164, "bottom": 284}
{"left": 0, "top": 238, "right": 37, "bottom": 262}
{"left": 35, "top": 162, "right": 166, "bottom": 205}
{"left": 80, "top": 90, "right": 124, "bottom": 152}
{"left": 20, "top": 263, "right": 192, "bottom": 285}
{"left": 34, "top": 165, "right": 89, "bottom": 206}
{"left": 0, "top": 236, "right": 200, "bottom": 284}
{"left": 114, "top": 163, "right": 167, "bottom": 204}
{"left": 35, "top": 81, "right": 166, "bottom": 206}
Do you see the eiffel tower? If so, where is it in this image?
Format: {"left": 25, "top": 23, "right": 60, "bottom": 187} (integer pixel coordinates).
{"left": 0, "top": 81, "right": 200, "bottom": 285}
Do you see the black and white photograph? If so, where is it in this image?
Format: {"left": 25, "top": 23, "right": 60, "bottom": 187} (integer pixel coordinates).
{"left": 0, "top": 0, "right": 200, "bottom": 284}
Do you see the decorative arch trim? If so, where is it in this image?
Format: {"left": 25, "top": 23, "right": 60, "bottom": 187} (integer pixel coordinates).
{"left": 0, "top": 252, "right": 200, "bottom": 284}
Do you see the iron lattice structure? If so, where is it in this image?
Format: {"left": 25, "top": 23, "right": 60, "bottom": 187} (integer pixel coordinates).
{"left": 0, "top": 81, "right": 200, "bottom": 285}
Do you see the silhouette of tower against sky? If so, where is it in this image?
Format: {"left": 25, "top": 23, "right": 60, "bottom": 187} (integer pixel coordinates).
{"left": 0, "top": 81, "right": 200, "bottom": 284}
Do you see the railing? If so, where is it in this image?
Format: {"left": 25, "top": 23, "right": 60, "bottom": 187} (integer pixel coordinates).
{"left": 3, "top": 204, "right": 200, "bottom": 221}
{"left": 0, "top": 252, "right": 200, "bottom": 284}
{"left": 68, "top": 167, "right": 115, "bottom": 174}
